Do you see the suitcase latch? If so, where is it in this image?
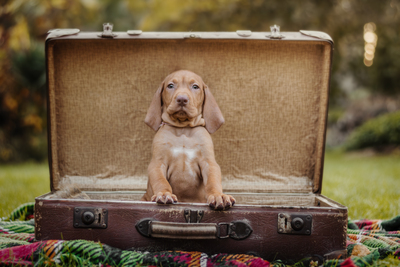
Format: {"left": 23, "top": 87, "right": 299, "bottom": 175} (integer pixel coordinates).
{"left": 266, "top": 25, "right": 285, "bottom": 39}
{"left": 74, "top": 207, "right": 108, "bottom": 229}
{"left": 277, "top": 213, "right": 312, "bottom": 235}
{"left": 98, "top": 23, "right": 117, "bottom": 38}
{"left": 184, "top": 209, "right": 204, "bottom": 223}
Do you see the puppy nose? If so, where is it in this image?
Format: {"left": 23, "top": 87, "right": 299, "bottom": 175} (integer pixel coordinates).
{"left": 176, "top": 95, "right": 189, "bottom": 106}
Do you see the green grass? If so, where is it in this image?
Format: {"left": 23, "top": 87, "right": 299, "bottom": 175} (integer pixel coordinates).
{"left": 0, "top": 162, "right": 50, "bottom": 218}
{"left": 322, "top": 150, "right": 400, "bottom": 220}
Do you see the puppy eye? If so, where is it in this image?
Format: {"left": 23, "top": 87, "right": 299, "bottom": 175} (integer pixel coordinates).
{"left": 192, "top": 84, "right": 200, "bottom": 90}
{"left": 167, "top": 83, "right": 174, "bottom": 89}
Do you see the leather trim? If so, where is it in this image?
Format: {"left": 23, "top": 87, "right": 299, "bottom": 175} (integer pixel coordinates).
{"left": 45, "top": 31, "right": 332, "bottom": 42}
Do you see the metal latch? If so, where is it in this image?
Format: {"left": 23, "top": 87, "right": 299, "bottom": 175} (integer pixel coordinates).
{"left": 74, "top": 207, "right": 108, "bottom": 228}
{"left": 184, "top": 209, "right": 204, "bottom": 223}
{"left": 266, "top": 25, "right": 285, "bottom": 39}
{"left": 277, "top": 213, "right": 312, "bottom": 235}
{"left": 98, "top": 23, "right": 117, "bottom": 38}
{"left": 217, "top": 221, "right": 253, "bottom": 240}
{"left": 236, "top": 30, "right": 252, "bottom": 37}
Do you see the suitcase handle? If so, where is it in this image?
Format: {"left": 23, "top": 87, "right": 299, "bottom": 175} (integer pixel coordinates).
{"left": 136, "top": 219, "right": 252, "bottom": 240}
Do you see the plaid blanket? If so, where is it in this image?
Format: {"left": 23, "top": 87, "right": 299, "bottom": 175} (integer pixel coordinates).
{"left": 1, "top": 203, "right": 399, "bottom": 266}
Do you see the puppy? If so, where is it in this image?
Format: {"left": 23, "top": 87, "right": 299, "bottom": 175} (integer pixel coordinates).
{"left": 141, "top": 70, "right": 235, "bottom": 210}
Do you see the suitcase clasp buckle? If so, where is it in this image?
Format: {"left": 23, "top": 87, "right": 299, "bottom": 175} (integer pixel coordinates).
{"left": 267, "top": 25, "right": 285, "bottom": 39}
{"left": 99, "top": 23, "right": 117, "bottom": 38}
{"left": 184, "top": 209, "right": 204, "bottom": 223}
{"left": 216, "top": 222, "right": 231, "bottom": 239}
{"left": 217, "top": 221, "right": 253, "bottom": 240}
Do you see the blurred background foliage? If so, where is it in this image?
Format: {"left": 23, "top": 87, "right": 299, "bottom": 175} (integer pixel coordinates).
{"left": 0, "top": 0, "right": 400, "bottom": 162}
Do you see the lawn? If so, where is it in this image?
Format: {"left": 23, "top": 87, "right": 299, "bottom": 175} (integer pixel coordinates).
{"left": 0, "top": 162, "right": 50, "bottom": 219}
{"left": 322, "top": 150, "right": 400, "bottom": 220}
{"left": 1, "top": 151, "right": 399, "bottom": 219}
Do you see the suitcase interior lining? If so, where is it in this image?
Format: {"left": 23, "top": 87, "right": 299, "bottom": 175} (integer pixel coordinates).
{"left": 41, "top": 191, "right": 341, "bottom": 208}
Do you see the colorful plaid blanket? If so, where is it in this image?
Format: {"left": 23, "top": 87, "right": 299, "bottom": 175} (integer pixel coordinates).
{"left": 1, "top": 203, "right": 399, "bottom": 266}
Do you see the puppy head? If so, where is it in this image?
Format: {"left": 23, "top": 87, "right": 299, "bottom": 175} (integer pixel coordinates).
{"left": 145, "top": 70, "right": 224, "bottom": 134}
{"left": 162, "top": 70, "right": 204, "bottom": 123}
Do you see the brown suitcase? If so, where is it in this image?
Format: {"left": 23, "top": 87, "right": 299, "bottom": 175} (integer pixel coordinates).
{"left": 35, "top": 26, "right": 347, "bottom": 262}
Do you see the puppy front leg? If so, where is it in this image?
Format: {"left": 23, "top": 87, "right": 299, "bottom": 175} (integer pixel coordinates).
{"left": 148, "top": 161, "right": 178, "bottom": 204}
{"left": 202, "top": 161, "right": 236, "bottom": 210}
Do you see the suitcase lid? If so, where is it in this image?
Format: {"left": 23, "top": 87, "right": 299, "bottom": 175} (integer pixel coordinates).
{"left": 46, "top": 27, "right": 332, "bottom": 194}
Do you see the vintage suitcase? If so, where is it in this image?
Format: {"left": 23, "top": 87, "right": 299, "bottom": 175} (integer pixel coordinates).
{"left": 35, "top": 25, "right": 347, "bottom": 262}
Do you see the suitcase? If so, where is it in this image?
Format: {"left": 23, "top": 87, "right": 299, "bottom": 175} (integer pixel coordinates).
{"left": 35, "top": 25, "right": 348, "bottom": 262}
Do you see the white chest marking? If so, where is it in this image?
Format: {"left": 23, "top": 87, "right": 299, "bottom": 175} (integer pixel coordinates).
{"left": 171, "top": 147, "right": 197, "bottom": 177}
{"left": 171, "top": 147, "right": 196, "bottom": 160}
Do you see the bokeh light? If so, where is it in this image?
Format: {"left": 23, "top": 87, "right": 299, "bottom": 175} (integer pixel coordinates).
{"left": 363, "top": 22, "right": 377, "bottom": 67}
{"left": 363, "top": 32, "right": 377, "bottom": 43}
{"left": 365, "top": 43, "right": 375, "bottom": 54}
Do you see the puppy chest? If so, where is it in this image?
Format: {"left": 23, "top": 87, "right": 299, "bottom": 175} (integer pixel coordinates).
{"left": 167, "top": 146, "right": 201, "bottom": 180}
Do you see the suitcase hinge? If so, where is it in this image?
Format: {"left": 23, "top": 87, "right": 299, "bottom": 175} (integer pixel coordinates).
{"left": 184, "top": 209, "right": 204, "bottom": 223}
{"left": 74, "top": 207, "right": 108, "bottom": 229}
{"left": 277, "top": 213, "right": 312, "bottom": 235}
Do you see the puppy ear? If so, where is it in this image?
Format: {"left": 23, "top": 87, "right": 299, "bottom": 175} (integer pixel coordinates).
{"left": 145, "top": 83, "right": 164, "bottom": 131}
{"left": 203, "top": 86, "right": 225, "bottom": 134}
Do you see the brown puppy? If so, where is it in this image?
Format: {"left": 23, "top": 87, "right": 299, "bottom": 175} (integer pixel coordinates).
{"left": 142, "top": 70, "right": 235, "bottom": 210}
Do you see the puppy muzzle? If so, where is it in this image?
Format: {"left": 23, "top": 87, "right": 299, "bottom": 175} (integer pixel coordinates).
{"left": 176, "top": 95, "right": 189, "bottom": 107}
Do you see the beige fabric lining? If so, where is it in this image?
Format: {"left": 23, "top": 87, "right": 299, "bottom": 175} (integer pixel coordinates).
{"left": 48, "top": 39, "right": 331, "bottom": 193}
{"left": 83, "top": 192, "right": 317, "bottom": 207}
{"left": 40, "top": 191, "right": 344, "bottom": 208}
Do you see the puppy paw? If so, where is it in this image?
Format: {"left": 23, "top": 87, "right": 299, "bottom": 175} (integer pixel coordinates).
{"left": 207, "top": 194, "right": 236, "bottom": 210}
{"left": 151, "top": 192, "right": 178, "bottom": 204}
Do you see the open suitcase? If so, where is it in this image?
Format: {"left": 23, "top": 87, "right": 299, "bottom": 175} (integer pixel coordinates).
{"left": 35, "top": 25, "right": 348, "bottom": 262}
